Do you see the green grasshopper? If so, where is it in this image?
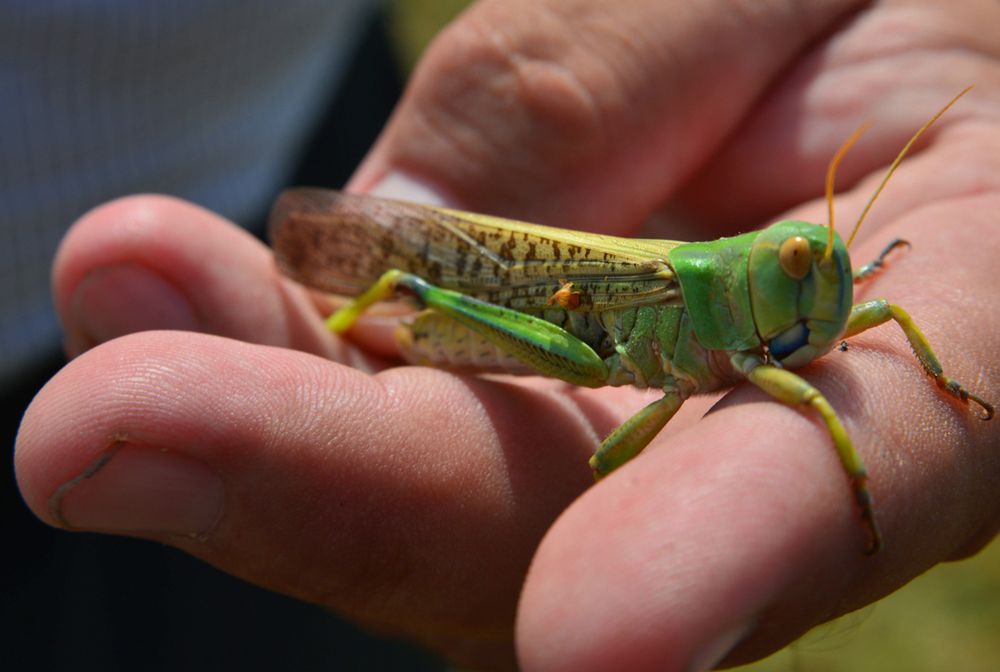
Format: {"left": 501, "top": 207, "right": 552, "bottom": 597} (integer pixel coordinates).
{"left": 269, "top": 89, "right": 992, "bottom": 554}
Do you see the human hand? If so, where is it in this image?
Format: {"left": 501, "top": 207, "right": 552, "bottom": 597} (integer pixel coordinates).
{"left": 16, "top": 1, "right": 1000, "bottom": 670}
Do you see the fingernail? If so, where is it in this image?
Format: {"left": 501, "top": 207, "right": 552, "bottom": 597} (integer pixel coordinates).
{"left": 364, "top": 170, "right": 451, "bottom": 205}
{"left": 69, "top": 264, "right": 199, "bottom": 353}
{"left": 50, "top": 444, "right": 224, "bottom": 538}
{"left": 688, "top": 621, "right": 754, "bottom": 672}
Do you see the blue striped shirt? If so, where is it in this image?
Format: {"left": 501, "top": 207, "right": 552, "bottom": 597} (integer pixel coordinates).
{"left": 0, "top": 0, "right": 373, "bottom": 382}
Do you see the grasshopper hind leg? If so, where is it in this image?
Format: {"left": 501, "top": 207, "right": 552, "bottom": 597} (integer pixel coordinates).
{"left": 398, "top": 311, "right": 535, "bottom": 374}
{"left": 329, "top": 270, "right": 610, "bottom": 387}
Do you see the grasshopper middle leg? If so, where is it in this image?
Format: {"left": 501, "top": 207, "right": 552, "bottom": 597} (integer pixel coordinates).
{"left": 331, "top": 270, "right": 697, "bottom": 479}
{"left": 589, "top": 390, "right": 686, "bottom": 477}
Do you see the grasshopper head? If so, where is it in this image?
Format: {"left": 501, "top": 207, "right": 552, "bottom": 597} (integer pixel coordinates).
{"left": 744, "top": 88, "right": 970, "bottom": 368}
{"left": 748, "top": 220, "right": 852, "bottom": 367}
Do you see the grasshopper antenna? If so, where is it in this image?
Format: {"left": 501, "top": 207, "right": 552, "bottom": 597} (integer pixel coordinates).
{"left": 843, "top": 85, "right": 974, "bottom": 250}
{"left": 824, "top": 122, "right": 871, "bottom": 260}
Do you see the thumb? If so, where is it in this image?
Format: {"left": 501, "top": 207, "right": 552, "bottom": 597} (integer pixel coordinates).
{"left": 351, "top": 0, "right": 863, "bottom": 233}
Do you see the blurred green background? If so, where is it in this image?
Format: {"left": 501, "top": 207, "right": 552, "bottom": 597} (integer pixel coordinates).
{"left": 386, "top": 1, "right": 1000, "bottom": 670}
{"left": 731, "top": 539, "right": 1000, "bottom": 672}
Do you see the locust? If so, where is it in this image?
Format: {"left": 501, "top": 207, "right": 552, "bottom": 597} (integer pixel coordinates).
{"left": 269, "top": 88, "right": 993, "bottom": 554}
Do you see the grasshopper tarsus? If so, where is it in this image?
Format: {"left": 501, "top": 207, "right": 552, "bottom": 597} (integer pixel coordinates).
{"left": 968, "top": 392, "right": 995, "bottom": 421}
{"left": 853, "top": 238, "right": 911, "bottom": 283}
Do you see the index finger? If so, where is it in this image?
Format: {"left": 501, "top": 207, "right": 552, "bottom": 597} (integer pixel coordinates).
{"left": 351, "top": 0, "right": 865, "bottom": 235}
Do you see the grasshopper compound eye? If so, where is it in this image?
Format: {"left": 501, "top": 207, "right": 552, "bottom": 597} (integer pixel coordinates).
{"left": 779, "top": 235, "right": 812, "bottom": 279}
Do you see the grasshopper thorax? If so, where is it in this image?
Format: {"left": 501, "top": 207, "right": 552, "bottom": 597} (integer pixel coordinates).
{"left": 748, "top": 220, "right": 852, "bottom": 367}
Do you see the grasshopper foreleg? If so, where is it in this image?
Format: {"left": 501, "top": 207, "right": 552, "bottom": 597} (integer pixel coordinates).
{"left": 844, "top": 300, "right": 994, "bottom": 419}
{"left": 731, "top": 352, "right": 881, "bottom": 554}
{"left": 853, "top": 238, "right": 910, "bottom": 283}
{"left": 329, "top": 270, "right": 610, "bottom": 387}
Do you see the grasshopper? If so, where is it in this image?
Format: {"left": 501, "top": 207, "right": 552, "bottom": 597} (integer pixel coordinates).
{"left": 269, "top": 89, "right": 993, "bottom": 554}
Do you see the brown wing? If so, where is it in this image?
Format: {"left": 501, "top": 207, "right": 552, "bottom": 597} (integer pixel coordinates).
{"left": 269, "top": 188, "right": 683, "bottom": 311}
